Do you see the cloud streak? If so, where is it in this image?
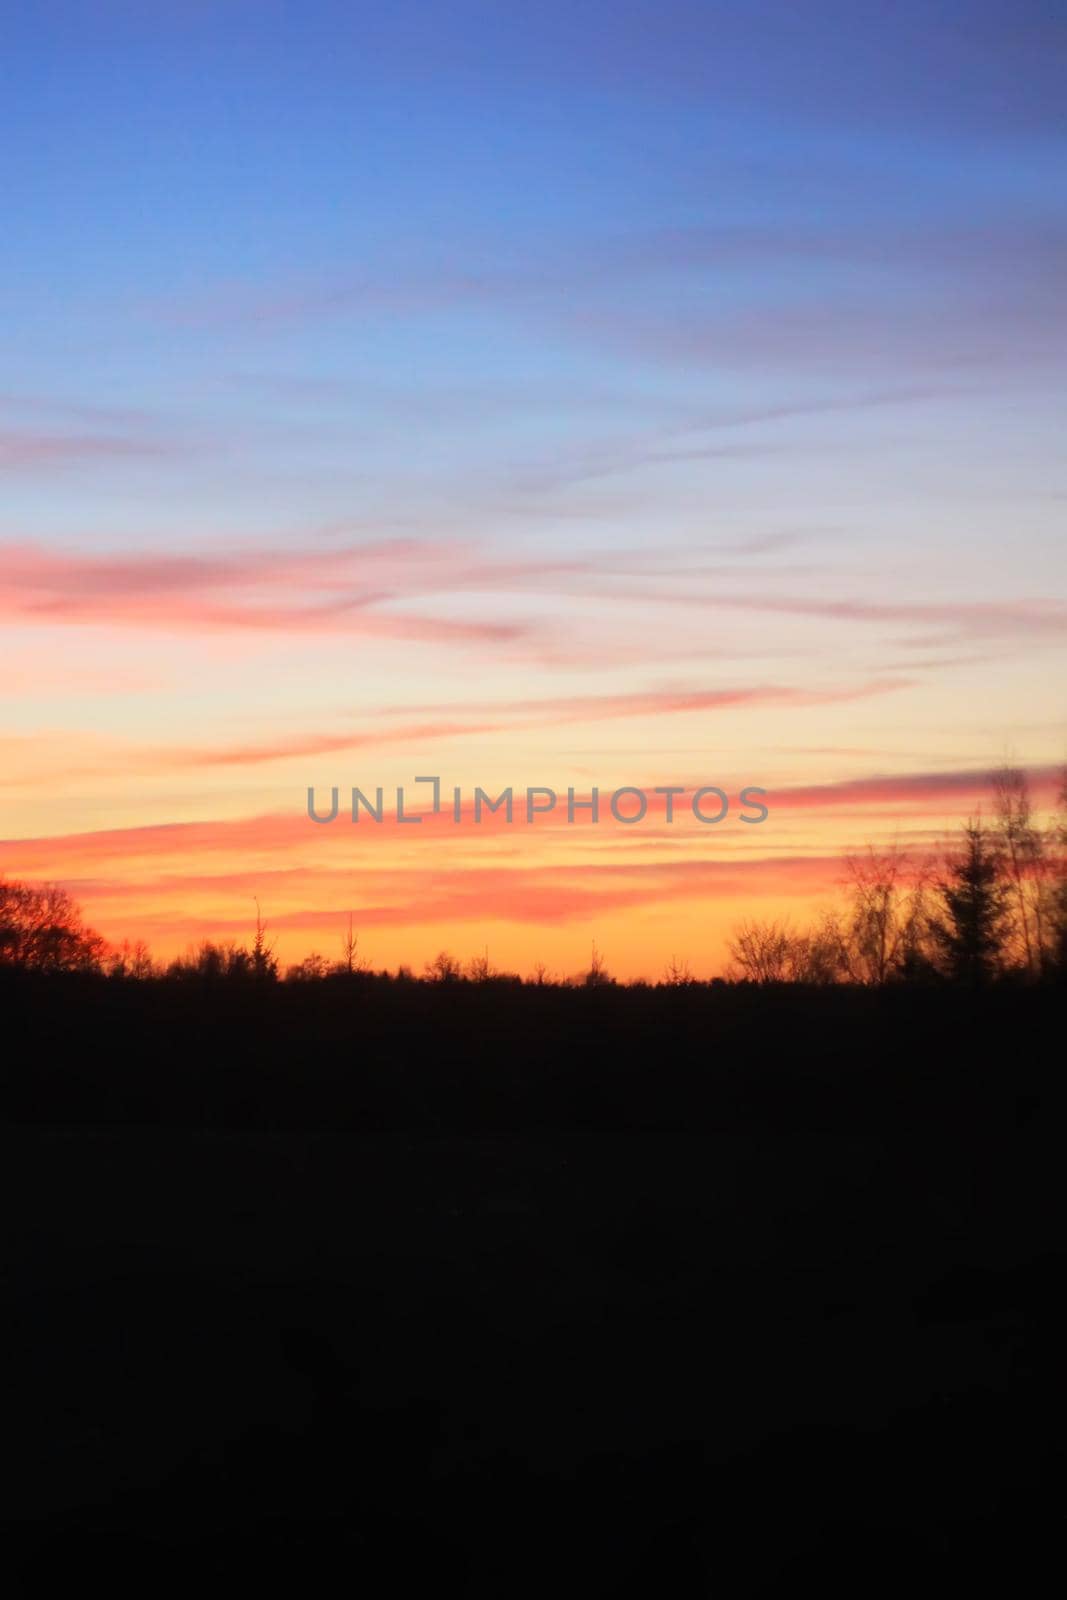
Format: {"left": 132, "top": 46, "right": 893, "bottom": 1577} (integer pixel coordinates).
{"left": 0, "top": 538, "right": 535, "bottom": 645}
{"left": 0, "top": 430, "right": 177, "bottom": 471}
{"left": 0, "top": 678, "right": 911, "bottom": 785}
{"left": 6, "top": 537, "right": 1062, "bottom": 658}
{"left": 4, "top": 761, "right": 1053, "bottom": 869}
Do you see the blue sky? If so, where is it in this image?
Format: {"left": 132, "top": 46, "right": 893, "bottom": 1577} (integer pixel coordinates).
{"left": 4, "top": 0, "right": 1064, "bottom": 556}
{"left": 2, "top": 0, "right": 1064, "bottom": 587}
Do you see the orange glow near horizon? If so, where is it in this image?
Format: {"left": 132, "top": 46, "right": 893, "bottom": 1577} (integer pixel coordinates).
{"left": 4, "top": 734, "right": 1062, "bottom": 977}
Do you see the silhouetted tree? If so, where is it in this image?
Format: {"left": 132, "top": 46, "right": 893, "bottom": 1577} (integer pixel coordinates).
{"left": 929, "top": 821, "right": 1010, "bottom": 984}
{"left": 466, "top": 947, "right": 493, "bottom": 982}
{"left": 286, "top": 952, "right": 331, "bottom": 981}
{"left": 168, "top": 939, "right": 262, "bottom": 980}
{"left": 107, "top": 938, "right": 156, "bottom": 979}
{"left": 339, "top": 913, "right": 368, "bottom": 975}
{"left": 727, "top": 919, "right": 794, "bottom": 983}
{"left": 991, "top": 764, "right": 1048, "bottom": 974}
{"left": 844, "top": 845, "right": 939, "bottom": 984}
{"left": 1050, "top": 768, "right": 1067, "bottom": 977}
{"left": 787, "top": 910, "right": 851, "bottom": 985}
{"left": 251, "top": 900, "right": 278, "bottom": 982}
{"left": 425, "top": 950, "right": 462, "bottom": 982}
{"left": 842, "top": 846, "right": 903, "bottom": 983}
{"left": 662, "top": 954, "right": 694, "bottom": 986}
{"left": 583, "top": 941, "right": 613, "bottom": 987}
{"left": 0, "top": 878, "right": 106, "bottom": 972}
{"left": 893, "top": 877, "right": 941, "bottom": 983}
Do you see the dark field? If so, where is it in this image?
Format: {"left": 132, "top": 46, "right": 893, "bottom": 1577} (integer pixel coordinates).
{"left": 2, "top": 979, "right": 1063, "bottom": 1594}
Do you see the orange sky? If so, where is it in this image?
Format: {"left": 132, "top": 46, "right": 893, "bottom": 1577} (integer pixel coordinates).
{"left": 4, "top": 615, "right": 1063, "bottom": 977}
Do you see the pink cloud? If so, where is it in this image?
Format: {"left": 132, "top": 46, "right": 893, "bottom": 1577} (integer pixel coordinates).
{"left": 0, "top": 538, "right": 534, "bottom": 643}
{"left": 58, "top": 853, "right": 847, "bottom": 943}
{"left": 663, "top": 591, "right": 1067, "bottom": 643}
{"left": 6, "top": 759, "right": 1053, "bottom": 875}
{"left": 772, "top": 763, "right": 1063, "bottom": 810}
{"left": 4, "top": 537, "right": 1062, "bottom": 664}
{"left": 162, "top": 680, "right": 909, "bottom": 769}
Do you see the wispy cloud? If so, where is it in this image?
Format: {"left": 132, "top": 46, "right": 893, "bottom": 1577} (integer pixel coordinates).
{"left": 0, "top": 430, "right": 177, "bottom": 471}
{"left": 5, "top": 760, "right": 1054, "bottom": 871}
{"left": 772, "top": 763, "right": 1064, "bottom": 811}
{"left": 0, "top": 538, "right": 533, "bottom": 644}
{"left": 670, "top": 592, "right": 1067, "bottom": 646}
{"left": 155, "top": 219, "right": 1067, "bottom": 345}
{"left": 5, "top": 533, "right": 1062, "bottom": 671}
{"left": 0, "top": 678, "right": 911, "bottom": 785}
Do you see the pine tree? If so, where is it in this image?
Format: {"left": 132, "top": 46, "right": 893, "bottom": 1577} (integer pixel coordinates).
{"left": 929, "top": 821, "right": 1010, "bottom": 984}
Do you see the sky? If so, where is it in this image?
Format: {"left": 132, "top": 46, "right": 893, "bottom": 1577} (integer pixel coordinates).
{"left": 2, "top": 0, "right": 1065, "bottom": 976}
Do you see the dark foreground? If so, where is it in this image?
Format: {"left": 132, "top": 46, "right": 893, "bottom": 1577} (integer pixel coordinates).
{"left": 2, "top": 978, "right": 1064, "bottom": 1594}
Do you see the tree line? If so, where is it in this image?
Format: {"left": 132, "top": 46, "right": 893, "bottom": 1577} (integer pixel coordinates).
{"left": 729, "top": 765, "right": 1067, "bottom": 986}
{"left": 2, "top": 765, "right": 1065, "bottom": 988}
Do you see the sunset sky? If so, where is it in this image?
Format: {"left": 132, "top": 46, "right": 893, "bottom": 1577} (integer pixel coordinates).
{"left": 3, "top": 1, "right": 1065, "bottom": 977}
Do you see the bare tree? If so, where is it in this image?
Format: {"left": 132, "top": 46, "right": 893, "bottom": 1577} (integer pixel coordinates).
{"left": 662, "top": 954, "right": 694, "bottom": 986}
{"left": 107, "top": 938, "right": 156, "bottom": 979}
{"left": 584, "top": 941, "right": 613, "bottom": 987}
{"left": 129, "top": 939, "right": 155, "bottom": 979}
{"left": 894, "top": 874, "right": 940, "bottom": 982}
{"left": 339, "top": 912, "right": 367, "bottom": 975}
{"left": 786, "top": 910, "right": 851, "bottom": 985}
{"left": 842, "top": 845, "right": 904, "bottom": 984}
{"left": 466, "top": 946, "right": 493, "bottom": 982}
{"left": 727, "top": 919, "right": 794, "bottom": 984}
{"left": 0, "top": 879, "right": 106, "bottom": 972}
{"left": 1049, "top": 766, "right": 1067, "bottom": 976}
{"left": 425, "top": 950, "right": 462, "bottom": 982}
{"left": 286, "top": 952, "right": 331, "bottom": 981}
{"left": 991, "top": 764, "right": 1045, "bottom": 974}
